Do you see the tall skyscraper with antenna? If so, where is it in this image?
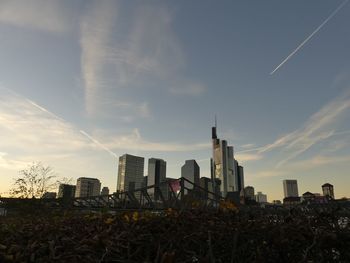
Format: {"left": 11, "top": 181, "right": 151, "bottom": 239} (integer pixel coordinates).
{"left": 210, "top": 120, "right": 242, "bottom": 197}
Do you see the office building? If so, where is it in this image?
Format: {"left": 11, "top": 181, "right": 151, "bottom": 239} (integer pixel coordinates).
{"left": 255, "top": 191, "right": 267, "bottom": 203}
{"left": 181, "top": 160, "right": 200, "bottom": 192}
{"left": 75, "top": 177, "right": 101, "bottom": 197}
{"left": 58, "top": 184, "right": 76, "bottom": 199}
{"left": 147, "top": 158, "right": 167, "bottom": 200}
{"left": 211, "top": 125, "right": 242, "bottom": 197}
{"left": 237, "top": 165, "right": 244, "bottom": 192}
{"left": 322, "top": 183, "right": 334, "bottom": 199}
{"left": 283, "top": 179, "right": 299, "bottom": 198}
{"left": 244, "top": 186, "right": 255, "bottom": 200}
{"left": 101, "top": 187, "right": 109, "bottom": 196}
{"left": 200, "top": 177, "right": 214, "bottom": 199}
{"left": 117, "top": 154, "right": 144, "bottom": 192}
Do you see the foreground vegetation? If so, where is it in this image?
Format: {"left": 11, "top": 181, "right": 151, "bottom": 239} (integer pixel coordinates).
{"left": 0, "top": 207, "right": 349, "bottom": 262}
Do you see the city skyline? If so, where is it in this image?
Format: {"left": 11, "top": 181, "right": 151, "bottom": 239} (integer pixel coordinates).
{"left": 1, "top": 1, "right": 350, "bottom": 201}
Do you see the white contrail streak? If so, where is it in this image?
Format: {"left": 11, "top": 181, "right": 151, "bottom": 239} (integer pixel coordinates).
{"left": 1, "top": 86, "right": 118, "bottom": 158}
{"left": 80, "top": 130, "right": 117, "bottom": 158}
{"left": 270, "top": 0, "right": 348, "bottom": 75}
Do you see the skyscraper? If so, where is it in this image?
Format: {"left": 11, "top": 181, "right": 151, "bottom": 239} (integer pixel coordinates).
{"left": 237, "top": 165, "right": 244, "bottom": 192}
{"left": 283, "top": 180, "right": 299, "bottom": 198}
{"left": 211, "top": 125, "right": 242, "bottom": 196}
{"left": 117, "top": 154, "right": 144, "bottom": 192}
{"left": 147, "top": 158, "right": 166, "bottom": 200}
{"left": 322, "top": 183, "right": 334, "bottom": 199}
{"left": 75, "top": 177, "right": 101, "bottom": 197}
{"left": 181, "top": 160, "right": 200, "bottom": 192}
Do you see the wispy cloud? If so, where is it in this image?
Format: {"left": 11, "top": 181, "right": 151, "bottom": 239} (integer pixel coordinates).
{"left": 80, "top": 1, "right": 117, "bottom": 116}
{"left": 0, "top": 0, "right": 73, "bottom": 33}
{"left": 80, "top": 3, "right": 205, "bottom": 118}
{"left": 235, "top": 153, "right": 263, "bottom": 162}
{"left": 270, "top": 0, "right": 348, "bottom": 74}
{"left": 254, "top": 89, "right": 350, "bottom": 167}
{"left": 97, "top": 128, "right": 211, "bottom": 152}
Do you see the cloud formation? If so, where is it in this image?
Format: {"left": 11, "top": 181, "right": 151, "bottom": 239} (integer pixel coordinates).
{"left": 79, "top": 3, "right": 205, "bottom": 118}
{"left": 0, "top": 0, "right": 72, "bottom": 33}
{"left": 257, "top": 89, "right": 350, "bottom": 167}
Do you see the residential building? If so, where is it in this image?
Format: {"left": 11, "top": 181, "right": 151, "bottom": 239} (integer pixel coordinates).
{"left": 244, "top": 186, "right": 255, "bottom": 200}
{"left": 283, "top": 179, "right": 299, "bottom": 198}
{"left": 283, "top": 196, "right": 301, "bottom": 206}
{"left": 75, "top": 177, "right": 101, "bottom": 197}
{"left": 58, "top": 184, "right": 76, "bottom": 199}
{"left": 255, "top": 191, "right": 267, "bottom": 203}
{"left": 322, "top": 183, "right": 334, "bottom": 199}
{"left": 181, "top": 160, "right": 200, "bottom": 193}
{"left": 101, "top": 187, "right": 109, "bottom": 196}
{"left": 147, "top": 158, "right": 167, "bottom": 201}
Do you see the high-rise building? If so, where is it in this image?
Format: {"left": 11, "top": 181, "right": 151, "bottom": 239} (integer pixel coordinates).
{"left": 237, "top": 165, "right": 244, "bottom": 192}
{"left": 244, "top": 186, "right": 255, "bottom": 200}
{"left": 75, "top": 177, "right": 101, "bottom": 197}
{"left": 200, "top": 177, "right": 214, "bottom": 200}
{"left": 117, "top": 154, "right": 144, "bottom": 192}
{"left": 58, "top": 184, "right": 76, "bottom": 199}
{"left": 211, "top": 126, "right": 242, "bottom": 196}
{"left": 322, "top": 183, "right": 334, "bottom": 199}
{"left": 181, "top": 160, "right": 200, "bottom": 192}
{"left": 147, "top": 158, "right": 166, "bottom": 201}
{"left": 101, "top": 187, "right": 109, "bottom": 196}
{"left": 283, "top": 179, "right": 299, "bottom": 198}
{"left": 255, "top": 191, "right": 267, "bottom": 203}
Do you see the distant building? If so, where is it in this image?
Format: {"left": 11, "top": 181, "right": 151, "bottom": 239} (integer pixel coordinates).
{"left": 255, "top": 191, "right": 267, "bottom": 203}
{"left": 117, "top": 154, "right": 144, "bottom": 193}
{"left": 283, "top": 180, "right": 299, "bottom": 198}
{"left": 164, "top": 177, "right": 178, "bottom": 200}
{"left": 272, "top": 200, "right": 282, "bottom": 205}
{"left": 244, "top": 186, "right": 255, "bottom": 200}
{"left": 302, "top": 191, "right": 315, "bottom": 202}
{"left": 211, "top": 126, "right": 241, "bottom": 197}
{"left": 58, "top": 184, "right": 76, "bottom": 199}
{"left": 283, "top": 196, "right": 301, "bottom": 206}
{"left": 42, "top": 192, "right": 56, "bottom": 199}
{"left": 237, "top": 165, "right": 244, "bottom": 192}
{"left": 322, "top": 183, "right": 334, "bottom": 199}
{"left": 75, "top": 177, "right": 101, "bottom": 197}
{"left": 142, "top": 176, "right": 148, "bottom": 188}
{"left": 181, "top": 160, "right": 200, "bottom": 193}
{"left": 200, "top": 177, "right": 214, "bottom": 200}
{"left": 147, "top": 158, "right": 167, "bottom": 201}
{"left": 101, "top": 187, "right": 109, "bottom": 196}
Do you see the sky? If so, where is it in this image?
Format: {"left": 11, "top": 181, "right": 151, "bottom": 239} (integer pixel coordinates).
{"left": 0, "top": 0, "right": 350, "bottom": 201}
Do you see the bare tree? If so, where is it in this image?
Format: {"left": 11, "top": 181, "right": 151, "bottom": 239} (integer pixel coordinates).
{"left": 10, "top": 162, "right": 57, "bottom": 198}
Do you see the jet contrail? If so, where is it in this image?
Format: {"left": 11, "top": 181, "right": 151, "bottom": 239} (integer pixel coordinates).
{"left": 1, "top": 86, "right": 118, "bottom": 158}
{"left": 270, "top": 0, "right": 348, "bottom": 75}
{"left": 80, "top": 130, "right": 117, "bottom": 158}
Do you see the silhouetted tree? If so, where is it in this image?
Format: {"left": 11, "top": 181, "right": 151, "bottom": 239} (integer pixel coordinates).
{"left": 10, "top": 162, "right": 57, "bottom": 198}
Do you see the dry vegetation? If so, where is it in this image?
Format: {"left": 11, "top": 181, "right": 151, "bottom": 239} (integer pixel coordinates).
{"left": 0, "top": 207, "right": 349, "bottom": 262}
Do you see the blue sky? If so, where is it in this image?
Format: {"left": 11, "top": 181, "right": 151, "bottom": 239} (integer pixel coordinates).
{"left": 0, "top": 0, "right": 350, "bottom": 201}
